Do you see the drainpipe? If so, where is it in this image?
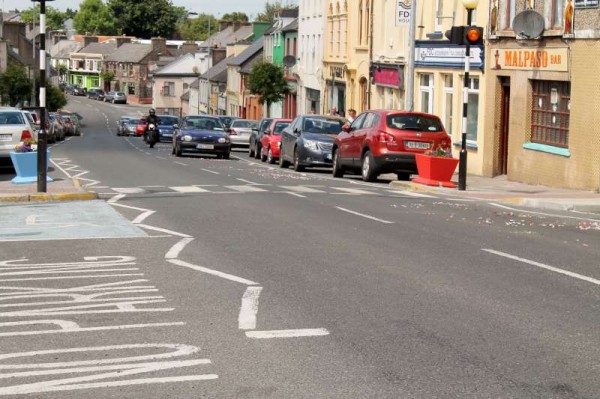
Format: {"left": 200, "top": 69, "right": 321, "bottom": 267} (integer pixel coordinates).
{"left": 405, "top": 0, "right": 417, "bottom": 111}
{"left": 367, "top": 0, "right": 374, "bottom": 109}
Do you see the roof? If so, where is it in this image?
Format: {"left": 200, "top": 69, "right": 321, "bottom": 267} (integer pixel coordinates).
{"left": 281, "top": 19, "right": 298, "bottom": 32}
{"left": 77, "top": 42, "right": 117, "bottom": 55}
{"left": 279, "top": 9, "right": 299, "bottom": 18}
{"left": 264, "top": 24, "right": 278, "bottom": 35}
{"left": 181, "top": 91, "right": 190, "bottom": 101}
{"left": 199, "top": 56, "right": 231, "bottom": 81}
{"left": 105, "top": 43, "right": 153, "bottom": 63}
{"left": 200, "top": 24, "right": 253, "bottom": 49}
{"left": 152, "top": 53, "right": 196, "bottom": 76}
{"left": 50, "top": 39, "right": 82, "bottom": 59}
{"left": 227, "top": 37, "right": 264, "bottom": 67}
{"left": 240, "top": 55, "right": 262, "bottom": 74}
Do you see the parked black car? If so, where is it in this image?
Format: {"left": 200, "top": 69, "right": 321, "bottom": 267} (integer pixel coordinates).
{"left": 279, "top": 115, "right": 347, "bottom": 172}
{"left": 87, "top": 88, "right": 105, "bottom": 100}
{"left": 172, "top": 115, "right": 230, "bottom": 159}
{"left": 72, "top": 86, "right": 86, "bottom": 96}
{"left": 248, "top": 118, "right": 272, "bottom": 159}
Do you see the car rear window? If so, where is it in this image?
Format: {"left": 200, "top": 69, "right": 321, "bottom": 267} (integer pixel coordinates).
{"left": 0, "top": 112, "right": 25, "bottom": 125}
{"left": 272, "top": 122, "right": 289, "bottom": 135}
{"left": 386, "top": 114, "right": 444, "bottom": 132}
{"left": 232, "top": 120, "right": 258, "bottom": 128}
{"left": 302, "top": 117, "right": 344, "bottom": 134}
{"left": 160, "top": 116, "right": 179, "bottom": 125}
{"left": 116, "top": 92, "right": 125, "bottom": 96}
{"left": 184, "top": 117, "right": 223, "bottom": 130}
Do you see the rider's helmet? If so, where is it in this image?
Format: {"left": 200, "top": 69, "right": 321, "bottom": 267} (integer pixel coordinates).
{"left": 149, "top": 108, "right": 156, "bottom": 115}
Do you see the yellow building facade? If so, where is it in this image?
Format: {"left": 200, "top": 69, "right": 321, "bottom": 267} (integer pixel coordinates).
{"left": 323, "top": 0, "right": 349, "bottom": 115}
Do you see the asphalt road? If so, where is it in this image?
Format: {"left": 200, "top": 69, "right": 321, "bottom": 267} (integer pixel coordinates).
{"left": 0, "top": 96, "right": 599, "bottom": 398}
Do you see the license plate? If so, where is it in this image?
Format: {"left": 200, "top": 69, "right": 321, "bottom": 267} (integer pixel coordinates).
{"left": 163, "top": 133, "right": 172, "bottom": 137}
{"left": 0, "top": 134, "right": 11, "bottom": 142}
{"left": 197, "top": 144, "right": 214, "bottom": 149}
{"left": 405, "top": 141, "right": 430, "bottom": 149}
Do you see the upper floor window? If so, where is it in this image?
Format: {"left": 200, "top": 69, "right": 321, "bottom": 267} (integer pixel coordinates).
{"left": 163, "top": 82, "right": 175, "bottom": 97}
{"left": 505, "top": 0, "right": 516, "bottom": 30}
{"left": 358, "top": 1, "right": 364, "bottom": 45}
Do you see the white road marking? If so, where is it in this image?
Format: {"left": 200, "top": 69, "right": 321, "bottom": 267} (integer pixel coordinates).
{"left": 136, "top": 224, "right": 190, "bottom": 238}
{"left": 238, "top": 287, "right": 263, "bottom": 330}
{"left": 226, "top": 185, "right": 268, "bottom": 193}
{"left": 139, "top": 185, "right": 165, "bottom": 188}
{"left": 236, "top": 178, "right": 262, "bottom": 185}
{"left": 0, "top": 274, "right": 145, "bottom": 282}
{"left": 489, "top": 203, "right": 600, "bottom": 222}
{"left": 175, "top": 161, "right": 188, "bottom": 166}
{"left": 331, "top": 187, "right": 377, "bottom": 195}
{"left": 0, "top": 321, "right": 186, "bottom": 337}
{"left": 167, "top": 259, "right": 258, "bottom": 286}
{"left": 387, "top": 190, "right": 434, "bottom": 198}
{"left": 483, "top": 249, "right": 600, "bottom": 286}
{"left": 335, "top": 207, "right": 394, "bottom": 224}
{"left": 110, "top": 203, "right": 150, "bottom": 212}
{"left": 201, "top": 168, "right": 220, "bottom": 175}
{"left": 156, "top": 156, "right": 167, "bottom": 160}
{"left": 245, "top": 328, "right": 330, "bottom": 339}
{"left": 282, "top": 191, "right": 306, "bottom": 198}
{"left": 112, "top": 188, "right": 145, "bottom": 194}
{"left": 132, "top": 210, "right": 155, "bottom": 224}
{"left": 165, "top": 237, "right": 194, "bottom": 259}
{"left": 169, "top": 186, "right": 209, "bottom": 193}
{"left": 279, "top": 185, "right": 325, "bottom": 193}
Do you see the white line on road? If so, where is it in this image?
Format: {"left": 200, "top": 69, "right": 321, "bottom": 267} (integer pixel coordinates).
{"left": 489, "top": 203, "right": 600, "bottom": 222}
{"left": 136, "top": 224, "right": 190, "bottom": 238}
{"left": 387, "top": 190, "right": 434, "bottom": 198}
{"left": 238, "top": 287, "right": 263, "bottom": 330}
{"left": 279, "top": 185, "right": 325, "bottom": 193}
{"left": 132, "top": 210, "right": 155, "bottom": 224}
{"left": 236, "top": 178, "right": 269, "bottom": 185}
{"left": 331, "top": 187, "right": 377, "bottom": 195}
{"left": 107, "top": 194, "right": 126, "bottom": 203}
{"left": 0, "top": 274, "right": 145, "bottom": 282}
{"left": 245, "top": 328, "right": 330, "bottom": 339}
{"left": 335, "top": 207, "right": 394, "bottom": 224}
{"left": 201, "top": 168, "right": 220, "bottom": 175}
{"left": 482, "top": 249, "right": 600, "bottom": 286}
{"left": 175, "top": 161, "right": 188, "bottom": 166}
{"left": 282, "top": 191, "right": 306, "bottom": 198}
{"left": 226, "top": 185, "right": 268, "bottom": 193}
{"left": 165, "top": 237, "right": 194, "bottom": 259}
{"left": 0, "top": 322, "right": 186, "bottom": 337}
{"left": 169, "top": 186, "right": 209, "bottom": 193}
{"left": 167, "top": 259, "right": 258, "bottom": 286}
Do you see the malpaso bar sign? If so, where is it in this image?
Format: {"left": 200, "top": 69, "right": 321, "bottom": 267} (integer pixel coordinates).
{"left": 492, "top": 48, "right": 569, "bottom": 72}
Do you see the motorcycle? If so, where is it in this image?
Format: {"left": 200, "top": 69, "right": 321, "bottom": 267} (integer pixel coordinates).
{"left": 146, "top": 123, "right": 159, "bottom": 148}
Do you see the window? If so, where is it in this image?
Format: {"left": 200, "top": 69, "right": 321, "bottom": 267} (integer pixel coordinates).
{"left": 163, "top": 82, "right": 175, "bottom": 97}
{"left": 419, "top": 74, "right": 434, "bottom": 114}
{"left": 359, "top": 78, "right": 368, "bottom": 112}
{"left": 363, "top": 112, "right": 379, "bottom": 128}
{"left": 358, "top": 1, "right": 364, "bottom": 45}
{"left": 466, "top": 76, "right": 479, "bottom": 142}
{"left": 531, "top": 80, "right": 570, "bottom": 147}
{"left": 443, "top": 74, "right": 453, "bottom": 135}
{"left": 128, "top": 85, "right": 135, "bottom": 95}
{"left": 351, "top": 113, "right": 367, "bottom": 130}
{"left": 505, "top": 0, "right": 516, "bottom": 29}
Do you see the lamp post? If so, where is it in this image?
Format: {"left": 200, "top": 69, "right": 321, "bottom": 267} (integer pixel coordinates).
{"left": 33, "top": 0, "right": 54, "bottom": 193}
{"left": 458, "top": 0, "right": 479, "bottom": 191}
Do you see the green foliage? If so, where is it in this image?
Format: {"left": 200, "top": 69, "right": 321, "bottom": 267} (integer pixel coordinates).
{"left": 56, "top": 64, "right": 68, "bottom": 80}
{"left": 173, "top": 6, "right": 190, "bottom": 24}
{"left": 0, "top": 65, "right": 32, "bottom": 107}
{"left": 177, "top": 14, "right": 219, "bottom": 41}
{"left": 100, "top": 70, "right": 115, "bottom": 83}
{"left": 19, "top": 5, "right": 68, "bottom": 31}
{"left": 248, "top": 62, "right": 289, "bottom": 116}
{"left": 221, "top": 12, "right": 249, "bottom": 22}
{"left": 65, "top": 8, "right": 78, "bottom": 19}
{"left": 74, "top": 0, "right": 118, "bottom": 35}
{"left": 46, "top": 84, "right": 68, "bottom": 112}
{"left": 108, "top": 0, "right": 180, "bottom": 39}
{"left": 256, "top": 1, "right": 290, "bottom": 23}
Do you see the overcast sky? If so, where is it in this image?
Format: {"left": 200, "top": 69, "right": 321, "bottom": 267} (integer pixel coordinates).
{"left": 0, "top": 0, "right": 295, "bottom": 20}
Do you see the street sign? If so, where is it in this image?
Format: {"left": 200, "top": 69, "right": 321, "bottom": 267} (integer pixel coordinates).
{"left": 396, "top": 0, "right": 412, "bottom": 26}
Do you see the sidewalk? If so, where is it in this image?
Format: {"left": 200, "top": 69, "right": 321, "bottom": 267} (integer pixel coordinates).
{"left": 388, "top": 173, "right": 600, "bottom": 214}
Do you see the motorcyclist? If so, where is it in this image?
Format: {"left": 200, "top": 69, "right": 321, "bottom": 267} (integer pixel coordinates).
{"left": 144, "top": 108, "right": 161, "bottom": 144}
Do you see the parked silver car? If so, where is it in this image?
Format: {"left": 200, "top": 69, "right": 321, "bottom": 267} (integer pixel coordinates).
{"left": 0, "top": 107, "right": 36, "bottom": 159}
{"left": 111, "top": 92, "right": 127, "bottom": 104}
{"left": 228, "top": 119, "right": 259, "bottom": 148}
{"left": 104, "top": 91, "right": 116, "bottom": 102}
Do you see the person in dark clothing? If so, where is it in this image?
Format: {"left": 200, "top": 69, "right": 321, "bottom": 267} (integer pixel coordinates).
{"left": 144, "top": 108, "right": 161, "bottom": 144}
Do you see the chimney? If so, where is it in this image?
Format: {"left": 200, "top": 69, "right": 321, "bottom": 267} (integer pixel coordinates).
{"left": 219, "top": 21, "right": 232, "bottom": 31}
{"left": 116, "top": 37, "right": 131, "bottom": 47}
{"left": 212, "top": 47, "right": 226, "bottom": 65}
{"left": 180, "top": 41, "right": 198, "bottom": 55}
{"left": 151, "top": 37, "right": 167, "bottom": 55}
{"left": 233, "top": 22, "right": 242, "bottom": 32}
{"left": 83, "top": 36, "right": 98, "bottom": 48}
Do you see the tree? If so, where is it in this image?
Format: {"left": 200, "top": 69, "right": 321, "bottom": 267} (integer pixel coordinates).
{"left": 74, "top": 0, "right": 118, "bottom": 35}
{"left": 177, "top": 14, "right": 219, "bottom": 41}
{"left": 56, "top": 64, "right": 68, "bottom": 81}
{"left": 248, "top": 62, "right": 289, "bottom": 117}
{"left": 221, "top": 12, "right": 249, "bottom": 22}
{"left": 20, "top": 5, "right": 68, "bottom": 31}
{"left": 256, "top": 1, "right": 298, "bottom": 23}
{"left": 0, "top": 65, "right": 32, "bottom": 107}
{"left": 46, "top": 84, "right": 68, "bottom": 112}
{"left": 108, "top": 0, "right": 180, "bottom": 39}
{"left": 65, "top": 8, "right": 78, "bottom": 19}
{"left": 100, "top": 70, "right": 115, "bottom": 92}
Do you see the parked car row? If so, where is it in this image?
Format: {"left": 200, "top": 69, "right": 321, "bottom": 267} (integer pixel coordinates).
{"left": 116, "top": 109, "right": 451, "bottom": 182}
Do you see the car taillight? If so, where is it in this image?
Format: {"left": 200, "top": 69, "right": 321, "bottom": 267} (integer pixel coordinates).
{"left": 376, "top": 131, "right": 396, "bottom": 144}
{"left": 20, "top": 130, "right": 32, "bottom": 140}
{"left": 230, "top": 129, "right": 238, "bottom": 135}
{"left": 440, "top": 136, "right": 452, "bottom": 148}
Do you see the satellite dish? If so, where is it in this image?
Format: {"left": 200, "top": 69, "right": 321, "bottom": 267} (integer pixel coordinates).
{"left": 283, "top": 55, "right": 296, "bottom": 68}
{"left": 513, "top": 9, "right": 545, "bottom": 39}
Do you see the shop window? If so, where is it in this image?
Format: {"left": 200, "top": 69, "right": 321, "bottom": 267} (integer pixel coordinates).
{"left": 443, "top": 74, "right": 453, "bottom": 135}
{"left": 466, "top": 76, "right": 479, "bottom": 142}
{"left": 128, "top": 85, "right": 135, "bottom": 95}
{"left": 419, "top": 74, "right": 434, "bottom": 114}
{"left": 531, "top": 80, "right": 570, "bottom": 148}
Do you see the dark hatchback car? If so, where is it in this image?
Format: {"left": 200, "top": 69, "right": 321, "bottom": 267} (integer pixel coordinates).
{"left": 248, "top": 118, "right": 273, "bottom": 159}
{"left": 333, "top": 110, "right": 452, "bottom": 181}
{"left": 157, "top": 115, "right": 179, "bottom": 142}
{"left": 172, "top": 115, "right": 230, "bottom": 159}
{"left": 88, "top": 88, "right": 105, "bottom": 100}
{"left": 279, "top": 115, "right": 347, "bottom": 172}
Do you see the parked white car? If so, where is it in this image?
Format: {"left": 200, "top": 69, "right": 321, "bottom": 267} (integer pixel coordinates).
{"left": 228, "top": 119, "right": 259, "bottom": 148}
{"left": 0, "top": 107, "right": 36, "bottom": 159}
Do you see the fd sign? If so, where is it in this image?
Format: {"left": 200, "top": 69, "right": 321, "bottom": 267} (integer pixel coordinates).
{"left": 396, "top": 0, "right": 411, "bottom": 26}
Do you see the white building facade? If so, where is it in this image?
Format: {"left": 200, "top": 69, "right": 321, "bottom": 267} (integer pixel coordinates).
{"left": 297, "top": 0, "right": 325, "bottom": 114}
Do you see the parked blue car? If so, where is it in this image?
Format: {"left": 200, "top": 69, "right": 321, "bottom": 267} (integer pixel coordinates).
{"left": 157, "top": 115, "right": 179, "bottom": 142}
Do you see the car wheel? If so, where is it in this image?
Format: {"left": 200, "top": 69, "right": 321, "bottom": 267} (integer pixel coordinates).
{"left": 279, "top": 149, "right": 290, "bottom": 168}
{"left": 361, "top": 150, "right": 378, "bottom": 182}
{"left": 254, "top": 144, "right": 261, "bottom": 159}
{"left": 267, "top": 148, "right": 276, "bottom": 164}
{"left": 175, "top": 144, "right": 182, "bottom": 157}
{"left": 293, "top": 148, "right": 305, "bottom": 172}
{"left": 261, "top": 147, "right": 267, "bottom": 162}
{"left": 223, "top": 152, "right": 230, "bottom": 160}
{"left": 397, "top": 172, "right": 411, "bottom": 181}
{"left": 249, "top": 142, "right": 255, "bottom": 158}
{"left": 332, "top": 149, "right": 344, "bottom": 178}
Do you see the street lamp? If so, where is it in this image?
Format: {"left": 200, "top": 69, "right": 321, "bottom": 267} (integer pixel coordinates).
{"left": 457, "top": 0, "right": 479, "bottom": 191}
{"left": 32, "top": 0, "right": 55, "bottom": 193}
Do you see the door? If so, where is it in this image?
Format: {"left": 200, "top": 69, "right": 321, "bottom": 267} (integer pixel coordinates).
{"left": 349, "top": 113, "right": 370, "bottom": 167}
{"left": 282, "top": 118, "right": 298, "bottom": 161}
{"left": 340, "top": 113, "right": 366, "bottom": 166}
{"left": 498, "top": 78, "right": 510, "bottom": 175}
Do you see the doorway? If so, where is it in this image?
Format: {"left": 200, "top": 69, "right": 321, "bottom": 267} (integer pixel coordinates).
{"left": 498, "top": 77, "right": 510, "bottom": 175}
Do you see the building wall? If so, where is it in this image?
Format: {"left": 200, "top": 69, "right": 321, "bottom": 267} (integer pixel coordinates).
{"left": 298, "top": 0, "right": 325, "bottom": 114}
{"left": 323, "top": 0, "right": 349, "bottom": 115}
{"left": 226, "top": 65, "right": 241, "bottom": 116}
{"left": 153, "top": 76, "right": 196, "bottom": 116}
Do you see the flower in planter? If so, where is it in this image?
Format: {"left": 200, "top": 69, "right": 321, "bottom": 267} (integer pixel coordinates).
{"left": 14, "top": 138, "right": 38, "bottom": 153}
{"left": 424, "top": 145, "right": 452, "bottom": 158}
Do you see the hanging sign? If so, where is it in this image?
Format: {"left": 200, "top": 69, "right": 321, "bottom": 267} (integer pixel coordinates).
{"left": 396, "top": 0, "right": 412, "bottom": 26}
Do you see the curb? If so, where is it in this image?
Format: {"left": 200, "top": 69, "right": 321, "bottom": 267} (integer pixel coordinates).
{"left": 388, "top": 180, "right": 440, "bottom": 195}
{"left": 0, "top": 191, "right": 97, "bottom": 203}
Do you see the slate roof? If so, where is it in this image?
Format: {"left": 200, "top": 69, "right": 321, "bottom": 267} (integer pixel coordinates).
{"left": 77, "top": 42, "right": 117, "bottom": 55}
{"left": 281, "top": 18, "right": 298, "bottom": 32}
{"left": 181, "top": 91, "right": 190, "bottom": 101}
{"left": 199, "top": 56, "right": 231, "bottom": 81}
{"left": 190, "top": 79, "right": 200, "bottom": 89}
{"left": 264, "top": 24, "right": 277, "bottom": 35}
{"left": 51, "top": 40, "right": 82, "bottom": 59}
{"left": 240, "top": 54, "right": 262, "bottom": 74}
{"left": 200, "top": 24, "right": 253, "bottom": 49}
{"left": 280, "top": 9, "right": 299, "bottom": 18}
{"left": 227, "top": 37, "right": 264, "bottom": 67}
{"left": 105, "top": 43, "right": 152, "bottom": 63}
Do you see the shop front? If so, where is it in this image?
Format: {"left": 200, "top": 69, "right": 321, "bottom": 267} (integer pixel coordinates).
{"left": 324, "top": 63, "right": 346, "bottom": 116}
{"left": 371, "top": 63, "right": 404, "bottom": 110}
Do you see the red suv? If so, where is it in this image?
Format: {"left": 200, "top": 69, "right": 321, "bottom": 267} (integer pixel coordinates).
{"left": 332, "top": 110, "right": 451, "bottom": 182}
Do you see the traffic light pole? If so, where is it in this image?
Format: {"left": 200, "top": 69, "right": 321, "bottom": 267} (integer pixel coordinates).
{"left": 36, "top": 0, "right": 50, "bottom": 193}
{"left": 458, "top": 9, "right": 473, "bottom": 191}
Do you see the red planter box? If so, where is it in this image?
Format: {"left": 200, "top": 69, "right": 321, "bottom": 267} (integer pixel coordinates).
{"left": 412, "top": 153, "right": 459, "bottom": 188}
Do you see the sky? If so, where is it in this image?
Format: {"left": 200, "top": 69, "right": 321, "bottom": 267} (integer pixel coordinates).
{"left": 0, "top": 0, "right": 296, "bottom": 20}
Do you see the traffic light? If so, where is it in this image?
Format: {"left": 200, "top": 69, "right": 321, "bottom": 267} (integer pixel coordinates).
{"left": 464, "top": 26, "right": 483, "bottom": 45}
{"left": 445, "top": 26, "right": 465, "bottom": 45}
